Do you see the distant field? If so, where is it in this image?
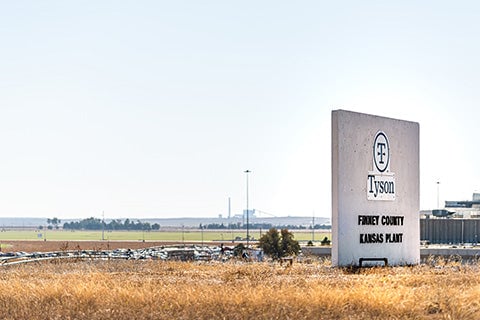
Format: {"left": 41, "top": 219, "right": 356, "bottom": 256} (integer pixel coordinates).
{"left": 0, "top": 229, "right": 330, "bottom": 243}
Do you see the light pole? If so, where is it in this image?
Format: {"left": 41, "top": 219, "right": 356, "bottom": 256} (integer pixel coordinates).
{"left": 437, "top": 181, "right": 440, "bottom": 209}
{"left": 244, "top": 170, "right": 251, "bottom": 248}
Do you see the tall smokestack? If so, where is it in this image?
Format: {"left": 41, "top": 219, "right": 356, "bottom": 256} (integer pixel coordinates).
{"left": 228, "top": 197, "right": 231, "bottom": 219}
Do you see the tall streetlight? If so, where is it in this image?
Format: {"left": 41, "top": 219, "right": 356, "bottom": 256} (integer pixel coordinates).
{"left": 244, "top": 170, "right": 251, "bottom": 248}
{"left": 437, "top": 181, "right": 440, "bottom": 209}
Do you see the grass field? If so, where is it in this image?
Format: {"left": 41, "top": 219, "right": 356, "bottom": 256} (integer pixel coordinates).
{"left": 0, "top": 229, "right": 330, "bottom": 243}
{"left": 1, "top": 257, "right": 479, "bottom": 319}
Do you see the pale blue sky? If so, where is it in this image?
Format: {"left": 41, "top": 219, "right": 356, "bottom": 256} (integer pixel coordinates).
{"left": 0, "top": 1, "right": 479, "bottom": 219}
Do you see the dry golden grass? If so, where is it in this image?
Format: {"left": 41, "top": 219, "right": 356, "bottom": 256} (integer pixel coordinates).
{"left": 0, "top": 257, "right": 479, "bottom": 319}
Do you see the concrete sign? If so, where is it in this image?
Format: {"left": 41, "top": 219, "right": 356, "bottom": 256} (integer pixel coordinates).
{"left": 332, "top": 110, "right": 419, "bottom": 266}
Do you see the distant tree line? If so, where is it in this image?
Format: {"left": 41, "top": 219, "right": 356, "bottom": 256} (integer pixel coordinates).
{"left": 312, "top": 224, "right": 331, "bottom": 230}
{"left": 200, "top": 223, "right": 331, "bottom": 230}
{"left": 46, "top": 217, "right": 61, "bottom": 230}
{"left": 63, "top": 217, "right": 160, "bottom": 231}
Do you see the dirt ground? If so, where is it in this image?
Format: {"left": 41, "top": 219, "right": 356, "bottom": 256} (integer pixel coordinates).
{"left": 0, "top": 240, "right": 188, "bottom": 253}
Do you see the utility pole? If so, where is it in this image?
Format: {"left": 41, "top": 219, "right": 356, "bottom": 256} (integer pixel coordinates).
{"left": 182, "top": 225, "right": 185, "bottom": 247}
{"left": 312, "top": 211, "right": 315, "bottom": 243}
{"left": 102, "top": 211, "right": 105, "bottom": 241}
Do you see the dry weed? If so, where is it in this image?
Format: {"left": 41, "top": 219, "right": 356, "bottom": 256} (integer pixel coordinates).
{"left": 0, "top": 259, "right": 478, "bottom": 319}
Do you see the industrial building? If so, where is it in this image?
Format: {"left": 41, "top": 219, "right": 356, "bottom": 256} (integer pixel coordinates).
{"left": 444, "top": 193, "right": 480, "bottom": 218}
{"left": 420, "top": 193, "right": 480, "bottom": 244}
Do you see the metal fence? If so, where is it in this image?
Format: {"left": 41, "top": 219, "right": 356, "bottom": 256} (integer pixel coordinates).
{"left": 421, "top": 218, "right": 480, "bottom": 244}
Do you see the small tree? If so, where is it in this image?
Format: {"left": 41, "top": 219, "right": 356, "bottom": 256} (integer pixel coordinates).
{"left": 280, "top": 228, "right": 300, "bottom": 256}
{"left": 258, "top": 228, "right": 300, "bottom": 260}
{"left": 258, "top": 228, "right": 281, "bottom": 259}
